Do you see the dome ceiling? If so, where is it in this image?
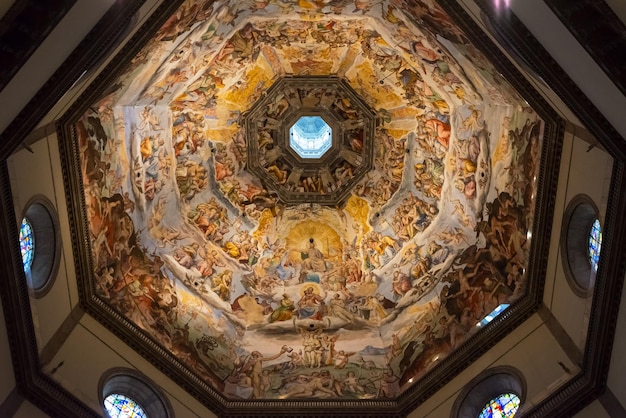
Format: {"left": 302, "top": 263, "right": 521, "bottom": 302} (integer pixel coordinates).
{"left": 71, "top": 0, "right": 544, "bottom": 410}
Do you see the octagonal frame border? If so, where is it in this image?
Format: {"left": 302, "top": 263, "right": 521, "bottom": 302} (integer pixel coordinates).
{"left": 5, "top": 0, "right": 626, "bottom": 417}
{"left": 55, "top": 1, "right": 561, "bottom": 415}
{"left": 53, "top": 1, "right": 561, "bottom": 416}
{"left": 244, "top": 75, "right": 376, "bottom": 206}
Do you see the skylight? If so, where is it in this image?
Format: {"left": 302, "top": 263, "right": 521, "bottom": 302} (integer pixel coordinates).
{"left": 289, "top": 116, "right": 332, "bottom": 159}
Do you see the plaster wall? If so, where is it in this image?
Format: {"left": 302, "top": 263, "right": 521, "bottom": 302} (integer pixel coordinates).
{"left": 543, "top": 133, "right": 612, "bottom": 353}
{"left": 604, "top": 0, "right": 626, "bottom": 26}
{"left": 511, "top": 0, "right": 626, "bottom": 139}
{"left": 47, "top": 314, "right": 216, "bottom": 418}
{"left": 0, "top": 0, "right": 14, "bottom": 19}
{"left": 408, "top": 313, "right": 575, "bottom": 417}
{"left": 35, "top": 0, "right": 164, "bottom": 131}
{"left": 0, "top": 0, "right": 115, "bottom": 133}
{"left": 457, "top": 0, "right": 582, "bottom": 126}
{"left": 574, "top": 399, "right": 611, "bottom": 418}
{"left": 7, "top": 135, "right": 77, "bottom": 351}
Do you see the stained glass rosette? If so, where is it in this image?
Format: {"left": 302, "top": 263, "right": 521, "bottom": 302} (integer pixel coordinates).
{"left": 588, "top": 219, "right": 602, "bottom": 272}
{"left": 103, "top": 394, "right": 147, "bottom": 418}
{"left": 478, "top": 393, "right": 520, "bottom": 418}
{"left": 19, "top": 217, "right": 34, "bottom": 272}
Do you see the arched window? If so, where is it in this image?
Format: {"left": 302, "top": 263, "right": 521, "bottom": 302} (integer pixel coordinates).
{"left": 560, "top": 195, "right": 601, "bottom": 298}
{"left": 452, "top": 366, "right": 526, "bottom": 418}
{"left": 104, "top": 393, "right": 148, "bottom": 418}
{"left": 20, "top": 196, "right": 61, "bottom": 298}
{"left": 99, "top": 368, "right": 173, "bottom": 418}
{"left": 19, "top": 217, "right": 35, "bottom": 272}
{"left": 588, "top": 218, "right": 602, "bottom": 272}
{"left": 478, "top": 392, "right": 521, "bottom": 417}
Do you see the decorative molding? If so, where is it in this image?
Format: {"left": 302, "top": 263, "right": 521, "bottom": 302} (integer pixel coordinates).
{"left": 0, "top": 387, "right": 24, "bottom": 418}
{"left": 0, "top": 0, "right": 147, "bottom": 160}
{"left": 57, "top": 0, "right": 561, "bottom": 416}
{"left": 0, "top": 0, "right": 77, "bottom": 92}
{"left": 0, "top": 162, "right": 99, "bottom": 418}
{"left": 244, "top": 75, "right": 376, "bottom": 205}
{"left": 544, "top": 0, "right": 626, "bottom": 98}
{"left": 473, "top": 0, "right": 626, "bottom": 160}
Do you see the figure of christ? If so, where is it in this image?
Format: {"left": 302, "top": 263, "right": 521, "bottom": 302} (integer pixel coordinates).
{"left": 302, "top": 239, "right": 327, "bottom": 272}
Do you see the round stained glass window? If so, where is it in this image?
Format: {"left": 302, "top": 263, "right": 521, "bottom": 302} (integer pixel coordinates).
{"left": 588, "top": 218, "right": 602, "bottom": 272}
{"left": 104, "top": 393, "right": 147, "bottom": 418}
{"left": 479, "top": 393, "right": 521, "bottom": 418}
{"left": 19, "top": 217, "right": 34, "bottom": 272}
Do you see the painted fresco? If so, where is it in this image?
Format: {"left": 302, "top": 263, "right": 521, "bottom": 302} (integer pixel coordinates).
{"left": 76, "top": 0, "right": 542, "bottom": 401}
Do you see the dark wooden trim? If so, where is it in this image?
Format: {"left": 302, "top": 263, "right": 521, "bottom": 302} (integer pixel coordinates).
{"left": 0, "top": 387, "right": 24, "bottom": 417}
{"left": 0, "top": 0, "right": 77, "bottom": 92}
{"left": 599, "top": 387, "right": 626, "bottom": 417}
{"left": 0, "top": 0, "right": 148, "bottom": 416}
{"left": 544, "top": 0, "right": 626, "bottom": 98}
{"left": 474, "top": 0, "right": 626, "bottom": 160}
{"left": 0, "top": 0, "right": 146, "bottom": 161}
{"left": 396, "top": 2, "right": 565, "bottom": 413}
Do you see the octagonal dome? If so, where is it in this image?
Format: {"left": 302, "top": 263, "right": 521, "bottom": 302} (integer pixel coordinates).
{"left": 64, "top": 0, "right": 548, "bottom": 413}
{"left": 244, "top": 76, "right": 376, "bottom": 205}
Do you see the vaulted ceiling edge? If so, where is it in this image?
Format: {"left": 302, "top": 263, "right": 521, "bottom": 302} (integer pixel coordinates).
{"left": 0, "top": 0, "right": 625, "bottom": 417}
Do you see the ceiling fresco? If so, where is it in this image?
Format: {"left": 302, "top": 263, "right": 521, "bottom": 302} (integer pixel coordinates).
{"left": 75, "top": 0, "right": 543, "bottom": 403}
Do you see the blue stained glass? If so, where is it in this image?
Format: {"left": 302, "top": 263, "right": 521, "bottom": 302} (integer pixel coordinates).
{"left": 104, "top": 394, "right": 147, "bottom": 418}
{"left": 479, "top": 393, "right": 520, "bottom": 418}
{"left": 588, "top": 219, "right": 602, "bottom": 272}
{"left": 19, "top": 217, "right": 34, "bottom": 272}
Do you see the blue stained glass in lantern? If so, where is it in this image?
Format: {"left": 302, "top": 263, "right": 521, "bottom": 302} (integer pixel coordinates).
{"left": 19, "top": 217, "right": 34, "bottom": 272}
{"left": 103, "top": 394, "right": 147, "bottom": 418}
{"left": 289, "top": 116, "right": 332, "bottom": 159}
{"left": 588, "top": 219, "right": 602, "bottom": 272}
{"left": 478, "top": 393, "right": 520, "bottom": 418}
